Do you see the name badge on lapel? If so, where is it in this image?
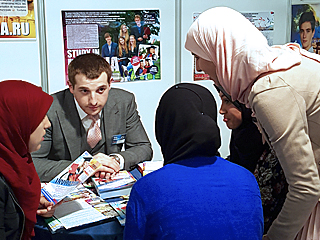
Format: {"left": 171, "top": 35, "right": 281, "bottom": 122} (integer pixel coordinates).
{"left": 112, "top": 134, "right": 126, "bottom": 145}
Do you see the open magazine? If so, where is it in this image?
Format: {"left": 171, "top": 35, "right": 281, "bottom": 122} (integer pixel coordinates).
{"left": 45, "top": 185, "right": 119, "bottom": 233}
{"left": 41, "top": 151, "right": 101, "bottom": 204}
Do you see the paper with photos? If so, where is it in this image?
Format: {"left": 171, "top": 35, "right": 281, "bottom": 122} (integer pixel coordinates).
{"left": 46, "top": 185, "right": 118, "bottom": 231}
{"left": 41, "top": 151, "right": 101, "bottom": 204}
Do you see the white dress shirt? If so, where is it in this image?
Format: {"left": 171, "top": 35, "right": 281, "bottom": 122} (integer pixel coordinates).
{"left": 74, "top": 98, "right": 124, "bottom": 169}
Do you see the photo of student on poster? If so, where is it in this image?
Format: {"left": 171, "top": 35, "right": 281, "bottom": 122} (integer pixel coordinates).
{"left": 62, "top": 10, "right": 160, "bottom": 83}
{"left": 292, "top": 4, "right": 320, "bottom": 54}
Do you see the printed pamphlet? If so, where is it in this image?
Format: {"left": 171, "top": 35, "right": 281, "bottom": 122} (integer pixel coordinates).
{"left": 45, "top": 185, "right": 118, "bottom": 233}
{"left": 41, "top": 151, "right": 101, "bottom": 204}
{"left": 92, "top": 170, "right": 136, "bottom": 199}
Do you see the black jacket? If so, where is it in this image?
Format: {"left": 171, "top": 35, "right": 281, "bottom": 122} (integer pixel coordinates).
{"left": 229, "top": 105, "right": 266, "bottom": 173}
{"left": 0, "top": 174, "right": 24, "bottom": 240}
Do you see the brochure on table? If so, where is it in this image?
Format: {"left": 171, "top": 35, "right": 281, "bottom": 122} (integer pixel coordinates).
{"left": 45, "top": 185, "right": 119, "bottom": 233}
{"left": 138, "top": 161, "right": 163, "bottom": 176}
{"left": 41, "top": 151, "right": 101, "bottom": 204}
{"left": 92, "top": 170, "right": 136, "bottom": 199}
{"left": 109, "top": 196, "right": 129, "bottom": 226}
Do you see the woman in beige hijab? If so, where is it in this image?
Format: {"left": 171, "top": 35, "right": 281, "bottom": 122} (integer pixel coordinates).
{"left": 185, "top": 6, "right": 320, "bottom": 240}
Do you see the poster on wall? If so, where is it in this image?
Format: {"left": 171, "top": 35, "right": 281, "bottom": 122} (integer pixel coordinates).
{"left": 241, "top": 11, "right": 274, "bottom": 46}
{"left": 0, "top": 0, "right": 36, "bottom": 39}
{"left": 62, "top": 10, "right": 160, "bottom": 84}
{"left": 192, "top": 11, "right": 274, "bottom": 81}
{"left": 291, "top": 4, "right": 320, "bottom": 54}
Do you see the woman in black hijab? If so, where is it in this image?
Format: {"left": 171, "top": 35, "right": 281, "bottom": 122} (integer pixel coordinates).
{"left": 215, "top": 84, "right": 265, "bottom": 173}
{"left": 155, "top": 83, "right": 221, "bottom": 164}
{"left": 124, "top": 83, "right": 264, "bottom": 240}
{"left": 216, "top": 84, "right": 288, "bottom": 233}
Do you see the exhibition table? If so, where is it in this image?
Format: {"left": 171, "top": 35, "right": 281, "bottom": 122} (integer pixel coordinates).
{"left": 33, "top": 215, "right": 124, "bottom": 240}
{"left": 32, "top": 168, "right": 142, "bottom": 240}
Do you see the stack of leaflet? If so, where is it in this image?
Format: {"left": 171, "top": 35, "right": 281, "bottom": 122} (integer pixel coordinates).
{"left": 91, "top": 170, "right": 136, "bottom": 199}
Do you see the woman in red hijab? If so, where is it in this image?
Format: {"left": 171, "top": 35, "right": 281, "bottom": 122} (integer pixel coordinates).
{"left": 0, "top": 80, "right": 54, "bottom": 240}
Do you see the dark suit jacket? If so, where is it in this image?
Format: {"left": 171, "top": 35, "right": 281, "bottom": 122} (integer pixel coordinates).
{"left": 32, "top": 88, "right": 152, "bottom": 182}
{"left": 101, "top": 42, "right": 118, "bottom": 58}
{"left": 130, "top": 25, "right": 150, "bottom": 44}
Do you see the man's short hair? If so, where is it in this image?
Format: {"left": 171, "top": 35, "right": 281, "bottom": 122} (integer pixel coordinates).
{"left": 68, "top": 53, "right": 112, "bottom": 87}
{"left": 299, "top": 11, "right": 316, "bottom": 31}
{"left": 104, "top": 32, "right": 111, "bottom": 39}
{"left": 134, "top": 15, "right": 141, "bottom": 20}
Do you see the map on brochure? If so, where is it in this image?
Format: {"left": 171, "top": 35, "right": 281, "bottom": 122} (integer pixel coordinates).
{"left": 41, "top": 151, "right": 101, "bottom": 204}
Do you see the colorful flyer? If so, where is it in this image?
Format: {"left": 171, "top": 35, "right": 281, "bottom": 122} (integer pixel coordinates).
{"left": 41, "top": 151, "right": 101, "bottom": 204}
{"left": 61, "top": 9, "right": 160, "bottom": 84}
{"left": 0, "top": 0, "right": 36, "bottom": 39}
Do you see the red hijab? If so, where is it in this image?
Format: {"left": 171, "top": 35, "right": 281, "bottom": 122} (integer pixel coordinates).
{"left": 0, "top": 80, "right": 53, "bottom": 240}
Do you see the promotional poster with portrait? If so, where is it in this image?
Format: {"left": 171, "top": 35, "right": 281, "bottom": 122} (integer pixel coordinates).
{"left": 62, "top": 9, "right": 160, "bottom": 83}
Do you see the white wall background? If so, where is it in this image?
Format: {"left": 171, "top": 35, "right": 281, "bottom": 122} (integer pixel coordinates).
{"left": 0, "top": 0, "right": 292, "bottom": 161}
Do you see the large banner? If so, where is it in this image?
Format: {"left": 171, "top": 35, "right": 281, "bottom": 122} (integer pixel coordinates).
{"left": 62, "top": 10, "right": 160, "bottom": 84}
{"left": 0, "top": 0, "right": 36, "bottom": 39}
{"left": 291, "top": 4, "right": 320, "bottom": 54}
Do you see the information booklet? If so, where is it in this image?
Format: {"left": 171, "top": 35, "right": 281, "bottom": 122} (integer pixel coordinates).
{"left": 45, "top": 185, "right": 119, "bottom": 233}
{"left": 92, "top": 170, "right": 136, "bottom": 199}
{"left": 41, "top": 151, "right": 101, "bottom": 204}
{"left": 137, "top": 161, "right": 163, "bottom": 176}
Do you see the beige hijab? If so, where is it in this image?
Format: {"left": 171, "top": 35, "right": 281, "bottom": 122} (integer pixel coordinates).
{"left": 185, "top": 7, "right": 320, "bottom": 105}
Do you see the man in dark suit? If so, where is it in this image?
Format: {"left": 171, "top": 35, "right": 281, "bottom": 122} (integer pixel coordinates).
{"left": 32, "top": 53, "right": 153, "bottom": 182}
{"left": 101, "top": 32, "right": 118, "bottom": 58}
{"left": 130, "top": 15, "right": 150, "bottom": 46}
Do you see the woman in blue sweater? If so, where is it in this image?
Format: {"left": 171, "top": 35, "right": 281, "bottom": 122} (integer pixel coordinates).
{"left": 124, "top": 83, "right": 263, "bottom": 240}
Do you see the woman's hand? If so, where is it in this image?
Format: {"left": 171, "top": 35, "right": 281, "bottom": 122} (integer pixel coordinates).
{"left": 37, "top": 195, "right": 61, "bottom": 218}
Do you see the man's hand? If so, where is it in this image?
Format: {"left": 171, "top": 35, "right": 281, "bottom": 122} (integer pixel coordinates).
{"left": 37, "top": 195, "right": 61, "bottom": 218}
{"left": 93, "top": 153, "right": 120, "bottom": 179}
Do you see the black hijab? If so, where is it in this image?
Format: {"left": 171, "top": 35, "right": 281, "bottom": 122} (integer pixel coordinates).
{"left": 155, "top": 83, "right": 221, "bottom": 165}
{"left": 229, "top": 104, "right": 266, "bottom": 173}
{"left": 214, "top": 84, "right": 266, "bottom": 173}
